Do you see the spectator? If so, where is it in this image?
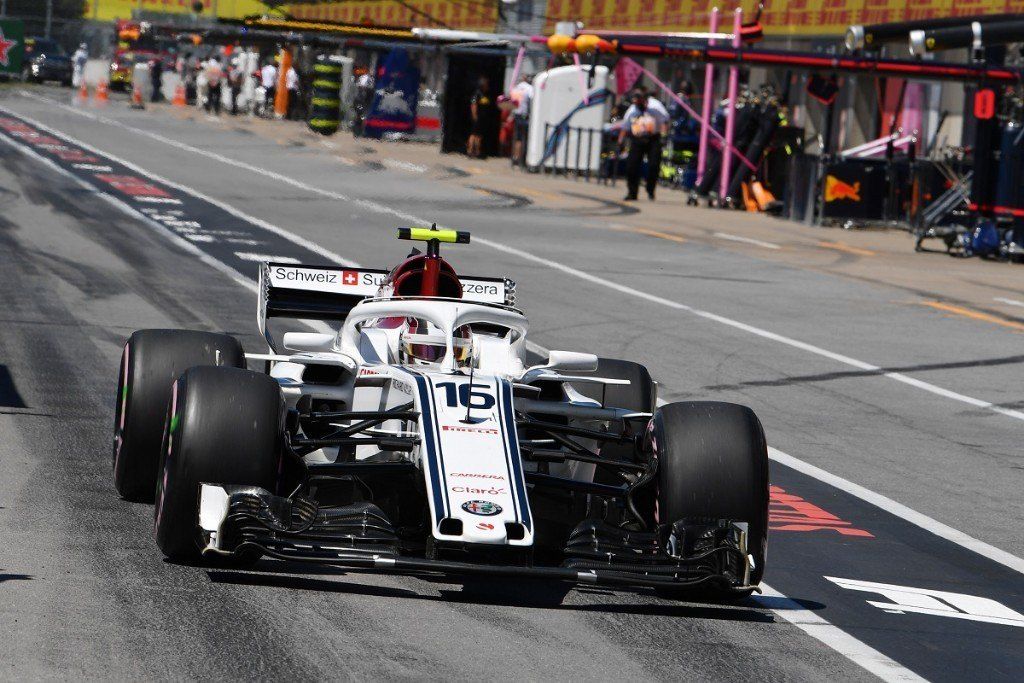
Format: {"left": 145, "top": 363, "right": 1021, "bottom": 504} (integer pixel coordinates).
{"left": 468, "top": 76, "right": 496, "bottom": 159}
{"left": 352, "top": 67, "right": 375, "bottom": 136}
{"left": 668, "top": 81, "right": 697, "bottom": 147}
{"left": 285, "top": 64, "right": 300, "bottom": 120}
{"left": 150, "top": 58, "right": 164, "bottom": 103}
{"left": 260, "top": 59, "right": 277, "bottom": 116}
{"left": 227, "top": 57, "right": 243, "bottom": 115}
{"left": 510, "top": 75, "right": 533, "bottom": 164}
{"left": 618, "top": 89, "right": 670, "bottom": 201}
{"left": 204, "top": 57, "right": 223, "bottom": 115}
{"left": 194, "top": 62, "right": 207, "bottom": 110}
{"left": 71, "top": 43, "right": 88, "bottom": 89}
{"left": 637, "top": 84, "right": 670, "bottom": 119}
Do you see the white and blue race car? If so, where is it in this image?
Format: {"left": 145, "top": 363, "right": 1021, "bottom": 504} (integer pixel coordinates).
{"left": 112, "top": 227, "right": 768, "bottom": 596}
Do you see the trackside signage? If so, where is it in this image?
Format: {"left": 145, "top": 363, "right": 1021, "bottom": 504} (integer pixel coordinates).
{"left": 268, "top": 263, "right": 509, "bottom": 305}
{"left": 0, "top": 20, "right": 24, "bottom": 75}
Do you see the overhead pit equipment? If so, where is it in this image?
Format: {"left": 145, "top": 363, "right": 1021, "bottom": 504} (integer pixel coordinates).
{"left": 844, "top": 13, "right": 1023, "bottom": 51}
{"left": 910, "top": 21, "right": 1024, "bottom": 56}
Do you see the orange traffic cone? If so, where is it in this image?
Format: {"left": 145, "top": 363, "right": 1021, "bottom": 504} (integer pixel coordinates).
{"left": 130, "top": 84, "right": 145, "bottom": 110}
{"left": 750, "top": 180, "right": 776, "bottom": 211}
{"left": 171, "top": 83, "right": 186, "bottom": 107}
{"left": 76, "top": 82, "right": 89, "bottom": 104}
{"left": 741, "top": 182, "right": 760, "bottom": 212}
{"left": 94, "top": 81, "right": 109, "bottom": 105}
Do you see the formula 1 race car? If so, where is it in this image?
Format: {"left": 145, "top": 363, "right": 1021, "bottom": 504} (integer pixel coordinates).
{"left": 112, "top": 227, "right": 768, "bottom": 597}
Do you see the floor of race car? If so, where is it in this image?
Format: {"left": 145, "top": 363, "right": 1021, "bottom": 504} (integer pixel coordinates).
{"left": 0, "top": 86, "right": 1022, "bottom": 681}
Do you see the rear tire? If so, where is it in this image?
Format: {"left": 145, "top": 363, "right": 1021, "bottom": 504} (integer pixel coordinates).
{"left": 574, "top": 359, "right": 655, "bottom": 502}
{"left": 154, "top": 366, "right": 283, "bottom": 560}
{"left": 652, "top": 401, "right": 769, "bottom": 591}
{"left": 575, "top": 358, "right": 654, "bottom": 463}
{"left": 113, "top": 329, "right": 245, "bottom": 502}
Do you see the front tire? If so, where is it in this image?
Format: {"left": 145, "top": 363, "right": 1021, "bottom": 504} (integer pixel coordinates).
{"left": 652, "top": 401, "right": 769, "bottom": 588}
{"left": 154, "top": 366, "right": 283, "bottom": 560}
{"left": 113, "top": 329, "right": 245, "bottom": 502}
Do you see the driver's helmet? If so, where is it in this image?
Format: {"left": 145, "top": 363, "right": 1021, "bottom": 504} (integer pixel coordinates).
{"left": 378, "top": 253, "right": 463, "bottom": 299}
{"left": 399, "top": 317, "right": 473, "bottom": 367}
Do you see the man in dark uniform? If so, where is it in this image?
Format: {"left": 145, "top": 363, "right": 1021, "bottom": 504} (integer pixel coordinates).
{"left": 618, "top": 89, "right": 670, "bottom": 201}
{"left": 468, "top": 76, "right": 496, "bottom": 159}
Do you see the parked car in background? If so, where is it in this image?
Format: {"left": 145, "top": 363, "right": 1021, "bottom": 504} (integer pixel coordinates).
{"left": 22, "top": 37, "right": 72, "bottom": 86}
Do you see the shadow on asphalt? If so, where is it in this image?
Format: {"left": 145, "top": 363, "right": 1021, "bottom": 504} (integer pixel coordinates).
{"left": 561, "top": 190, "right": 641, "bottom": 216}
{"left": 205, "top": 564, "right": 782, "bottom": 622}
{"left": 0, "top": 365, "right": 27, "bottom": 408}
{"left": 0, "top": 570, "right": 33, "bottom": 584}
{"left": 703, "top": 353, "right": 1024, "bottom": 392}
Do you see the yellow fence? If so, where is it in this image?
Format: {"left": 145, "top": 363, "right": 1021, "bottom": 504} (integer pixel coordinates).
{"left": 286, "top": 1, "right": 498, "bottom": 31}
{"left": 543, "top": 0, "right": 1018, "bottom": 36}
{"left": 86, "top": 0, "right": 1015, "bottom": 36}
{"left": 86, "top": 0, "right": 267, "bottom": 22}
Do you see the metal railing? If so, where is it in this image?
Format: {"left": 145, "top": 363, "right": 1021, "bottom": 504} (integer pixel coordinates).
{"left": 512, "top": 121, "right": 623, "bottom": 185}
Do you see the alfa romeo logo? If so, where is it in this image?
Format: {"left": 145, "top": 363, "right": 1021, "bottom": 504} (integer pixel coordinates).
{"left": 461, "top": 500, "right": 502, "bottom": 516}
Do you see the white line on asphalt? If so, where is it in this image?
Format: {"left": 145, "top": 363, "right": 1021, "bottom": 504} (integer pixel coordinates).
{"left": 768, "top": 446, "right": 1024, "bottom": 574}
{"left": 382, "top": 158, "right": 428, "bottom": 173}
{"left": 0, "top": 106, "right": 978, "bottom": 679}
{"left": 25, "top": 95, "right": 1024, "bottom": 424}
{"left": 21, "top": 96, "right": 1024, "bottom": 570}
{"left": 1, "top": 101, "right": 359, "bottom": 269}
{"left": 713, "top": 232, "right": 782, "bottom": 249}
{"left": 755, "top": 585, "right": 925, "bottom": 682}
{"left": 654, "top": 395, "right": 1024, "bottom": 575}
{"left": 35, "top": 94, "right": 1022, "bottom": 428}
{"left": 476, "top": 238, "right": 1024, "bottom": 425}
{"left": 234, "top": 252, "right": 300, "bottom": 263}
{"left": 994, "top": 296, "right": 1024, "bottom": 309}
{"left": 0, "top": 113, "right": 339, "bottom": 339}
{"left": 0, "top": 132, "right": 259, "bottom": 296}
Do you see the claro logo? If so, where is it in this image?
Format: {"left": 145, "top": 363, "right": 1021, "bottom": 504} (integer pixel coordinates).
{"left": 451, "top": 486, "right": 506, "bottom": 495}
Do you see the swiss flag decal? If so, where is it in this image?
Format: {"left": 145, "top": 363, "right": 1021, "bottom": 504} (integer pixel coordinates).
{"left": 341, "top": 271, "right": 359, "bottom": 285}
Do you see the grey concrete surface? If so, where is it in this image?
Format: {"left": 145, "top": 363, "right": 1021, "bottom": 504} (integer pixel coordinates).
{"left": 1, "top": 85, "right": 1023, "bottom": 679}
{"left": 6, "top": 90, "right": 1019, "bottom": 556}
{"left": 0, "top": 119, "right": 866, "bottom": 681}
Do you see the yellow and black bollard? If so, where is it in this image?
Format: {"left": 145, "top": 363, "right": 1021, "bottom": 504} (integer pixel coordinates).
{"left": 308, "top": 55, "right": 342, "bottom": 136}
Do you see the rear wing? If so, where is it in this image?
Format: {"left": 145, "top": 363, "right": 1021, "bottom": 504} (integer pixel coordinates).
{"left": 257, "top": 262, "right": 515, "bottom": 350}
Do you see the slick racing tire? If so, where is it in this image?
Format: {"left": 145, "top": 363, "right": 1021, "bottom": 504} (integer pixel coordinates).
{"left": 576, "top": 358, "right": 654, "bottom": 462}
{"left": 154, "top": 366, "right": 283, "bottom": 561}
{"left": 113, "top": 329, "right": 245, "bottom": 502}
{"left": 652, "top": 401, "right": 769, "bottom": 594}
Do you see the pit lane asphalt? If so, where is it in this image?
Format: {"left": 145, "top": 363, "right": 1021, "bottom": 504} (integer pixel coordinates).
{"left": 0, "top": 87, "right": 1021, "bottom": 680}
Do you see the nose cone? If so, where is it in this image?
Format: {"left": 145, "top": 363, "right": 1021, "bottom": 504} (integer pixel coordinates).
{"left": 461, "top": 518, "right": 508, "bottom": 544}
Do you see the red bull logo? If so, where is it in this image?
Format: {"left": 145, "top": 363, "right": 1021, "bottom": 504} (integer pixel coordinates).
{"left": 825, "top": 175, "right": 862, "bottom": 202}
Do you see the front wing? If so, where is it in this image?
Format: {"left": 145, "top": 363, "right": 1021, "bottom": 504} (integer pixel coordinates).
{"left": 198, "top": 484, "right": 756, "bottom": 593}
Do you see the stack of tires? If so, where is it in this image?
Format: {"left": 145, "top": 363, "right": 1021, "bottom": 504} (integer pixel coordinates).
{"left": 308, "top": 55, "right": 342, "bottom": 136}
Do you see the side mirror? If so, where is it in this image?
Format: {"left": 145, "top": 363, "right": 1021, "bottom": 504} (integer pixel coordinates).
{"left": 542, "top": 350, "right": 599, "bottom": 373}
{"left": 282, "top": 332, "right": 335, "bottom": 353}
